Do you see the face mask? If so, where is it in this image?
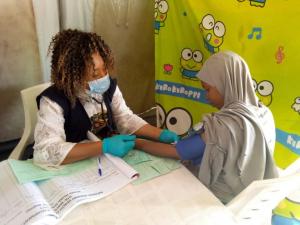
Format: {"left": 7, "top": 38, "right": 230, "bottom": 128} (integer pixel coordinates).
{"left": 88, "top": 74, "right": 110, "bottom": 94}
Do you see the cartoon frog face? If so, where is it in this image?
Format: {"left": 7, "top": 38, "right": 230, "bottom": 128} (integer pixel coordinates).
{"left": 199, "top": 14, "right": 226, "bottom": 53}
{"left": 253, "top": 79, "right": 274, "bottom": 106}
{"left": 156, "top": 103, "right": 193, "bottom": 136}
{"left": 154, "top": 0, "right": 168, "bottom": 22}
{"left": 237, "top": 0, "right": 266, "bottom": 8}
{"left": 272, "top": 190, "right": 300, "bottom": 224}
{"left": 180, "top": 48, "right": 203, "bottom": 79}
{"left": 292, "top": 97, "right": 300, "bottom": 114}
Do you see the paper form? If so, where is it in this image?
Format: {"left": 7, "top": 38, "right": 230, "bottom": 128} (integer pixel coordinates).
{"left": 8, "top": 158, "right": 95, "bottom": 184}
{"left": 0, "top": 161, "right": 57, "bottom": 225}
{"left": 0, "top": 154, "right": 138, "bottom": 225}
{"left": 123, "top": 150, "right": 181, "bottom": 185}
{"left": 88, "top": 131, "right": 181, "bottom": 185}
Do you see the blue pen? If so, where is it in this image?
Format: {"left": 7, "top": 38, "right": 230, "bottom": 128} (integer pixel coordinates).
{"left": 97, "top": 157, "right": 102, "bottom": 176}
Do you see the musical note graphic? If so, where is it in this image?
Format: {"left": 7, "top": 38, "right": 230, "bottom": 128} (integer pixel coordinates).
{"left": 275, "top": 46, "right": 285, "bottom": 64}
{"left": 248, "top": 27, "right": 262, "bottom": 40}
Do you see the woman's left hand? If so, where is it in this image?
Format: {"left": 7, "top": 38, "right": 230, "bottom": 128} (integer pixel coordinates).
{"left": 159, "top": 129, "right": 179, "bottom": 143}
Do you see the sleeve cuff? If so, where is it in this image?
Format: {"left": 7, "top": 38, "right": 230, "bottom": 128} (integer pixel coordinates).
{"left": 175, "top": 134, "right": 205, "bottom": 162}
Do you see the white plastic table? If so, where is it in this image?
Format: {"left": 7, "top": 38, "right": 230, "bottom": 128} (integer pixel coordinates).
{"left": 60, "top": 166, "right": 237, "bottom": 225}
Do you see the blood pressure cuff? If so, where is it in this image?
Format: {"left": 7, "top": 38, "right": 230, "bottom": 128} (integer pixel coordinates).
{"left": 175, "top": 134, "right": 206, "bottom": 165}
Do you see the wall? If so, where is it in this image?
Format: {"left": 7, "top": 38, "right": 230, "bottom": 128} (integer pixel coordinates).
{"left": 0, "top": 0, "right": 42, "bottom": 141}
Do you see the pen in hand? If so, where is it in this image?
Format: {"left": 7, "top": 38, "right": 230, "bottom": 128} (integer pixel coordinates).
{"left": 98, "top": 157, "right": 102, "bottom": 176}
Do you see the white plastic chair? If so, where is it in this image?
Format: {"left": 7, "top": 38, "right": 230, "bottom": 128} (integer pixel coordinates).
{"left": 9, "top": 82, "right": 51, "bottom": 160}
{"left": 278, "top": 157, "right": 300, "bottom": 177}
{"left": 227, "top": 158, "right": 300, "bottom": 225}
{"left": 227, "top": 173, "right": 300, "bottom": 225}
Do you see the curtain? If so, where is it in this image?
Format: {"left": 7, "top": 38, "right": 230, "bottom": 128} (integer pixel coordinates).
{"left": 32, "top": 0, "right": 60, "bottom": 82}
{"left": 59, "top": 0, "right": 95, "bottom": 31}
{"left": 94, "top": 0, "right": 155, "bottom": 114}
{"left": 155, "top": 0, "right": 300, "bottom": 169}
{"left": 32, "top": 0, "right": 95, "bottom": 82}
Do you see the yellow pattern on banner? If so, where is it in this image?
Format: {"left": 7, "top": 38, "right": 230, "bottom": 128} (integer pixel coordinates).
{"left": 155, "top": 0, "right": 300, "bottom": 169}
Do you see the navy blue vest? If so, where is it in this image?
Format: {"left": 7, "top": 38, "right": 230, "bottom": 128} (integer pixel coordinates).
{"left": 36, "top": 77, "right": 117, "bottom": 143}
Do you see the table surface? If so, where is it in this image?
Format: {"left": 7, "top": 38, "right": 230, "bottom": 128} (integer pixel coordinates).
{"left": 60, "top": 166, "right": 238, "bottom": 225}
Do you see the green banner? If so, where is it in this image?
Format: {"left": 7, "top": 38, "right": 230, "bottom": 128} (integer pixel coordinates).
{"left": 155, "top": 0, "right": 300, "bottom": 168}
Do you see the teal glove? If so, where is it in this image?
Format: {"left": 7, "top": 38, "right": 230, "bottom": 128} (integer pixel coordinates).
{"left": 159, "top": 129, "right": 179, "bottom": 143}
{"left": 102, "top": 135, "right": 136, "bottom": 157}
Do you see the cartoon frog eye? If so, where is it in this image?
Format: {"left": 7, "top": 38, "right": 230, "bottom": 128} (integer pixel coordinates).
{"left": 252, "top": 79, "right": 257, "bottom": 91}
{"left": 181, "top": 48, "right": 193, "bottom": 60}
{"left": 193, "top": 50, "right": 203, "bottom": 63}
{"left": 155, "top": 0, "right": 160, "bottom": 6}
{"left": 295, "top": 97, "right": 300, "bottom": 104}
{"left": 214, "top": 21, "right": 226, "bottom": 37}
{"left": 165, "top": 108, "right": 192, "bottom": 136}
{"left": 202, "top": 14, "right": 215, "bottom": 30}
{"left": 156, "top": 103, "right": 166, "bottom": 128}
{"left": 158, "top": 0, "right": 168, "bottom": 14}
{"left": 257, "top": 81, "right": 274, "bottom": 96}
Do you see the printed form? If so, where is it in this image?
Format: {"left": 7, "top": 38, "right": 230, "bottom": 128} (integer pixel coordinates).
{"left": 0, "top": 155, "right": 138, "bottom": 225}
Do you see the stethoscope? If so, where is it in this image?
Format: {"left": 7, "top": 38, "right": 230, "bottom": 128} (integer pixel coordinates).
{"left": 91, "top": 97, "right": 107, "bottom": 124}
{"left": 91, "top": 97, "right": 117, "bottom": 135}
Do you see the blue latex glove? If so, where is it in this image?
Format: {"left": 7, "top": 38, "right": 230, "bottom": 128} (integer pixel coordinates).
{"left": 102, "top": 135, "right": 136, "bottom": 157}
{"left": 159, "top": 129, "right": 180, "bottom": 143}
{"left": 175, "top": 134, "right": 206, "bottom": 165}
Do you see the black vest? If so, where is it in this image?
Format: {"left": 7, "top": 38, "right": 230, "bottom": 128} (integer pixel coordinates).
{"left": 36, "top": 77, "right": 117, "bottom": 143}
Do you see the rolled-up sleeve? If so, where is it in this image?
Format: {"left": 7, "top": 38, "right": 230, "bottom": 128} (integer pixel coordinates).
{"left": 33, "top": 96, "right": 76, "bottom": 169}
{"left": 111, "top": 86, "right": 147, "bottom": 134}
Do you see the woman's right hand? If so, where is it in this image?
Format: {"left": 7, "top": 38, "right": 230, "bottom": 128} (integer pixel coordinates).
{"left": 102, "top": 135, "right": 136, "bottom": 157}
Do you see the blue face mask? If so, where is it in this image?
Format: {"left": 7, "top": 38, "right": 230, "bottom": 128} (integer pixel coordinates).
{"left": 88, "top": 74, "right": 110, "bottom": 94}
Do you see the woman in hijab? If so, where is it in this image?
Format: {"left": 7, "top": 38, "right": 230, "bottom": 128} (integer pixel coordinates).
{"left": 137, "top": 51, "right": 278, "bottom": 203}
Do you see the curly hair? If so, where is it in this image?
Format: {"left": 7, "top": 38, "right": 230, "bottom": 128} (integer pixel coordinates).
{"left": 48, "top": 29, "right": 114, "bottom": 106}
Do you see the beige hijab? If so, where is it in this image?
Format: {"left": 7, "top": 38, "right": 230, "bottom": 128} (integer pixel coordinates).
{"left": 196, "top": 51, "right": 278, "bottom": 203}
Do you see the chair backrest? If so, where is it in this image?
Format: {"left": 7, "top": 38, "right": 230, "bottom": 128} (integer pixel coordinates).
{"left": 278, "top": 158, "right": 300, "bottom": 177}
{"left": 227, "top": 173, "right": 300, "bottom": 225}
{"left": 9, "top": 82, "right": 51, "bottom": 160}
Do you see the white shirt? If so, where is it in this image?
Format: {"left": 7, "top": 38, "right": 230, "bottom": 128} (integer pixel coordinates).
{"left": 33, "top": 86, "right": 146, "bottom": 169}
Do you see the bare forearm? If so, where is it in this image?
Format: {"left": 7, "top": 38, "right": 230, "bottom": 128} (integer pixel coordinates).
{"left": 135, "top": 138, "right": 180, "bottom": 159}
{"left": 62, "top": 141, "right": 102, "bottom": 164}
{"left": 134, "top": 124, "right": 161, "bottom": 140}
